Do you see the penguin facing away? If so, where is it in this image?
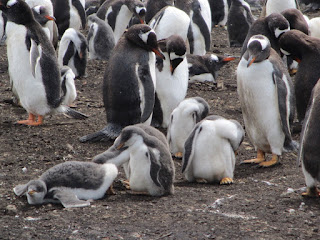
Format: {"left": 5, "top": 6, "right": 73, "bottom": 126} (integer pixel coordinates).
{"left": 13, "top": 161, "right": 118, "bottom": 208}
{"left": 60, "top": 66, "right": 77, "bottom": 106}
{"left": 167, "top": 97, "right": 209, "bottom": 158}
{"left": 87, "top": 14, "right": 115, "bottom": 60}
{"left": 80, "top": 24, "right": 165, "bottom": 143}
{"left": 264, "top": 0, "right": 299, "bottom": 17}
{"left": 182, "top": 117, "right": 244, "bottom": 184}
{"left": 145, "top": 0, "right": 174, "bottom": 24}
{"left": 208, "top": 0, "right": 231, "bottom": 27}
{"left": 237, "top": 35, "right": 297, "bottom": 167}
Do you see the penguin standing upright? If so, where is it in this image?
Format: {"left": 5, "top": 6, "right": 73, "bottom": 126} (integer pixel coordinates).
{"left": 60, "top": 66, "right": 77, "bottom": 106}
{"left": 145, "top": 0, "right": 174, "bottom": 24}
{"left": 58, "top": 28, "right": 88, "bottom": 78}
{"left": 227, "top": 0, "right": 254, "bottom": 47}
{"left": 80, "top": 24, "right": 165, "bottom": 142}
{"left": 237, "top": 35, "right": 297, "bottom": 167}
{"left": 0, "top": 10, "right": 6, "bottom": 43}
{"left": 87, "top": 14, "right": 115, "bottom": 60}
{"left": 208, "top": 0, "right": 231, "bottom": 27}
{"left": 308, "top": 17, "right": 320, "bottom": 38}
{"left": 96, "top": 0, "right": 146, "bottom": 43}
{"left": 264, "top": 0, "right": 299, "bottom": 16}
{"left": 152, "top": 35, "right": 188, "bottom": 128}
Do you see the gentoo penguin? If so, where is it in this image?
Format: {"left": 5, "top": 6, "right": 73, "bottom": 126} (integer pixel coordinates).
{"left": 87, "top": 14, "right": 115, "bottom": 60}
{"left": 0, "top": 10, "right": 6, "bottom": 43}
{"left": 80, "top": 24, "right": 165, "bottom": 142}
{"left": 85, "top": 0, "right": 100, "bottom": 16}
{"left": 145, "top": 0, "right": 174, "bottom": 24}
{"left": 241, "top": 13, "right": 290, "bottom": 57}
{"left": 263, "top": 0, "right": 299, "bottom": 17}
{"left": 175, "top": 0, "right": 212, "bottom": 55}
{"left": 58, "top": 28, "right": 88, "bottom": 78}
{"left": 152, "top": 35, "right": 188, "bottom": 128}
{"left": 208, "top": 0, "right": 231, "bottom": 27}
{"left": 96, "top": 0, "right": 146, "bottom": 43}
{"left": 308, "top": 17, "right": 320, "bottom": 38}
{"left": 149, "top": 6, "right": 190, "bottom": 43}
{"left": 279, "top": 30, "right": 320, "bottom": 123}
{"left": 237, "top": 35, "right": 297, "bottom": 167}
{"left": 167, "top": 97, "right": 209, "bottom": 158}
{"left": 50, "top": 0, "right": 86, "bottom": 37}
{"left": 187, "top": 54, "right": 236, "bottom": 83}
{"left": 60, "top": 66, "right": 77, "bottom": 106}
{"left": 298, "top": 79, "right": 320, "bottom": 197}
{"left": 1, "top": 0, "right": 87, "bottom": 125}
{"left": 13, "top": 161, "right": 118, "bottom": 207}
{"left": 300, "top": 0, "right": 320, "bottom": 12}
{"left": 93, "top": 125, "right": 175, "bottom": 196}
{"left": 182, "top": 117, "right": 244, "bottom": 184}
{"left": 227, "top": 0, "right": 255, "bottom": 47}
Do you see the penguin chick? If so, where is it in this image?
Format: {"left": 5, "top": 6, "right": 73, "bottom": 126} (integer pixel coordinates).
{"left": 58, "top": 28, "right": 88, "bottom": 78}
{"left": 13, "top": 161, "right": 118, "bottom": 208}
{"left": 167, "top": 97, "right": 209, "bottom": 158}
{"left": 187, "top": 53, "right": 236, "bottom": 83}
{"left": 60, "top": 66, "right": 77, "bottom": 106}
{"left": 209, "top": 0, "right": 231, "bottom": 27}
{"left": 182, "top": 117, "right": 244, "bottom": 184}
{"left": 237, "top": 35, "right": 297, "bottom": 167}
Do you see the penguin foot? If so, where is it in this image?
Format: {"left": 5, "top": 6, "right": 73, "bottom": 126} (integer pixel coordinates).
{"left": 302, "top": 187, "right": 320, "bottom": 198}
{"left": 220, "top": 178, "right": 233, "bottom": 185}
{"left": 106, "top": 184, "right": 116, "bottom": 195}
{"left": 173, "top": 152, "right": 183, "bottom": 159}
{"left": 17, "top": 114, "right": 43, "bottom": 126}
{"left": 242, "top": 149, "right": 265, "bottom": 164}
{"left": 120, "top": 179, "right": 131, "bottom": 190}
{"left": 196, "top": 178, "right": 208, "bottom": 183}
{"left": 258, "top": 154, "right": 279, "bottom": 167}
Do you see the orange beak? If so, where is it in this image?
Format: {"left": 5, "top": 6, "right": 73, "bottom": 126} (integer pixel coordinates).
{"left": 45, "top": 15, "right": 56, "bottom": 21}
{"left": 152, "top": 48, "right": 165, "bottom": 60}
{"left": 222, "top": 56, "right": 236, "bottom": 62}
{"left": 28, "top": 190, "right": 36, "bottom": 195}
{"left": 116, "top": 143, "right": 124, "bottom": 150}
{"left": 293, "top": 57, "right": 301, "bottom": 63}
{"left": 247, "top": 57, "right": 256, "bottom": 68}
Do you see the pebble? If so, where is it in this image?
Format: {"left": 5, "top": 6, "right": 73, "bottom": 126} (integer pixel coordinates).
{"left": 6, "top": 204, "right": 17, "bottom": 213}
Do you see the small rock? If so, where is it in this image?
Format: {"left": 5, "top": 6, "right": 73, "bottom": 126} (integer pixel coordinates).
{"left": 22, "top": 167, "right": 27, "bottom": 173}
{"left": 288, "top": 209, "right": 295, "bottom": 214}
{"left": 6, "top": 204, "right": 17, "bottom": 213}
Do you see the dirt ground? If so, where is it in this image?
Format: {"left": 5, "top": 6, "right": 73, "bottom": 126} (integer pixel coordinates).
{"left": 1, "top": 6, "right": 320, "bottom": 240}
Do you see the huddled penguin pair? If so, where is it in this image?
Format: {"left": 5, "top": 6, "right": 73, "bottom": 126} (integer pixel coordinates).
{"left": 93, "top": 124, "right": 175, "bottom": 197}
{"left": 14, "top": 161, "right": 118, "bottom": 207}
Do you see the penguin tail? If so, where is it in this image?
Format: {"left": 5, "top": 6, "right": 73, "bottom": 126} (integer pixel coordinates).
{"left": 79, "top": 123, "right": 122, "bottom": 143}
{"left": 63, "top": 107, "right": 88, "bottom": 120}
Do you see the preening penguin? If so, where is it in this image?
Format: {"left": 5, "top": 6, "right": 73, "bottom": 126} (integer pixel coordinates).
{"left": 87, "top": 14, "right": 115, "bottom": 60}
{"left": 58, "top": 28, "right": 88, "bottom": 78}
{"left": 237, "top": 35, "right": 297, "bottom": 167}
{"left": 152, "top": 35, "right": 188, "bottom": 128}
{"left": 80, "top": 24, "right": 165, "bottom": 143}
{"left": 13, "top": 161, "right": 118, "bottom": 208}
{"left": 167, "top": 97, "right": 209, "bottom": 158}
{"left": 182, "top": 117, "right": 244, "bottom": 184}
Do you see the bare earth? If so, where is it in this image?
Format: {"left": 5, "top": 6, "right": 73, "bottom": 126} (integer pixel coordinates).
{"left": 1, "top": 8, "right": 320, "bottom": 240}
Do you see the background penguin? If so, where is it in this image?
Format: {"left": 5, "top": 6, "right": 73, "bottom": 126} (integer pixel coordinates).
{"left": 0, "top": 10, "right": 6, "bottom": 44}
{"left": 298, "top": 79, "right": 320, "bottom": 198}
{"left": 13, "top": 161, "right": 118, "bottom": 208}
{"left": 300, "top": 0, "right": 320, "bottom": 12}
{"left": 1, "top": 0, "right": 87, "bottom": 125}
{"left": 241, "top": 13, "right": 290, "bottom": 57}
{"left": 263, "top": 0, "right": 299, "bottom": 17}
{"left": 50, "top": 0, "right": 86, "bottom": 37}
{"left": 80, "top": 24, "right": 165, "bottom": 143}
{"left": 175, "top": 0, "right": 212, "bottom": 55}
{"left": 145, "top": 0, "right": 174, "bottom": 24}
{"left": 96, "top": 0, "right": 146, "bottom": 43}
{"left": 208, "top": 0, "right": 231, "bottom": 27}
{"left": 227, "top": 0, "right": 255, "bottom": 47}
{"left": 279, "top": 30, "right": 320, "bottom": 123}
{"left": 182, "top": 117, "right": 244, "bottom": 184}
{"left": 152, "top": 35, "right": 188, "bottom": 129}
{"left": 307, "top": 17, "right": 320, "bottom": 38}
{"left": 58, "top": 28, "right": 88, "bottom": 78}
{"left": 87, "top": 14, "right": 115, "bottom": 60}
{"left": 85, "top": 0, "right": 100, "bottom": 16}
{"left": 60, "top": 66, "right": 77, "bottom": 106}
{"left": 167, "top": 97, "right": 209, "bottom": 158}
{"left": 187, "top": 53, "right": 236, "bottom": 83}
{"left": 237, "top": 34, "right": 297, "bottom": 167}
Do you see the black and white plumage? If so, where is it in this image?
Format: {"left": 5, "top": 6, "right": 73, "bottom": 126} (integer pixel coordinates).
{"left": 264, "top": 0, "right": 298, "bottom": 16}
{"left": 0, "top": 10, "right": 6, "bottom": 43}
{"left": 298, "top": 79, "right": 320, "bottom": 197}
{"left": 87, "top": 14, "right": 115, "bottom": 60}
{"left": 227, "top": 0, "right": 254, "bottom": 47}
{"left": 187, "top": 53, "right": 236, "bottom": 83}
{"left": 13, "top": 161, "right": 118, "bottom": 208}
{"left": 58, "top": 28, "right": 88, "bottom": 78}
{"left": 80, "top": 24, "right": 165, "bottom": 143}
{"left": 208, "top": 0, "right": 231, "bottom": 27}
{"left": 93, "top": 125, "right": 175, "bottom": 196}
{"left": 96, "top": 0, "right": 146, "bottom": 43}
{"left": 237, "top": 35, "right": 297, "bottom": 167}
{"left": 300, "top": 0, "right": 320, "bottom": 12}
{"left": 182, "top": 117, "right": 244, "bottom": 184}
{"left": 167, "top": 97, "right": 209, "bottom": 158}
{"left": 60, "top": 66, "right": 77, "bottom": 106}
{"left": 152, "top": 35, "right": 188, "bottom": 128}
{"left": 145, "top": 0, "right": 174, "bottom": 24}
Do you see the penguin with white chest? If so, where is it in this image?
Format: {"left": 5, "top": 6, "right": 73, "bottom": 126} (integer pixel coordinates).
{"left": 1, "top": 0, "right": 86, "bottom": 125}
{"left": 182, "top": 117, "right": 244, "bottom": 184}
{"left": 152, "top": 35, "right": 188, "bottom": 129}
{"left": 145, "top": 0, "right": 173, "bottom": 24}
{"left": 209, "top": 0, "right": 231, "bottom": 27}
{"left": 13, "top": 161, "right": 118, "bottom": 208}
{"left": 58, "top": 28, "right": 88, "bottom": 78}
{"left": 80, "top": 24, "right": 165, "bottom": 142}
{"left": 237, "top": 35, "right": 297, "bottom": 167}
{"left": 264, "top": 0, "right": 299, "bottom": 17}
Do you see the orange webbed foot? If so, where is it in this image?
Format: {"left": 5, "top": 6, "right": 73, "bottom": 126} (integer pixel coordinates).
{"left": 302, "top": 187, "right": 320, "bottom": 198}
{"left": 242, "top": 149, "right": 265, "bottom": 164}
{"left": 220, "top": 177, "right": 233, "bottom": 185}
{"left": 17, "top": 114, "right": 43, "bottom": 126}
{"left": 258, "top": 154, "right": 279, "bottom": 167}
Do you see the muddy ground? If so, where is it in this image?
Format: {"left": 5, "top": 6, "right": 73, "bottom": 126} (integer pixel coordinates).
{"left": 1, "top": 7, "right": 320, "bottom": 240}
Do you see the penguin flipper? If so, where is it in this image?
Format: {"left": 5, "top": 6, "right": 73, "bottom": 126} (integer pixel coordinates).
{"left": 30, "top": 39, "right": 41, "bottom": 78}
{"left": 192, "top": 8, "right": 211, "bottom": 51}
{"left": 182, "top": 123, "right": 200, "bottom": 173}
{"left": 72, "top": 0, "right": 87, "bottom": 29}
{"left": 64, "top": 107, "right": 88, "bottom": 120}
{"left": 149, "top": 148, "right": 162, "bottom": 188}
{"left": 53, "top": 189, "right": 90, "bottom": 208}
{"left": 79, "top": 123, "right": 122, "bottom": 143}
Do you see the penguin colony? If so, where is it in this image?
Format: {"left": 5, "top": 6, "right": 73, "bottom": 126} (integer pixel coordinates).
{"left": 0, "top": 0, "right": 319, "bottom": 209}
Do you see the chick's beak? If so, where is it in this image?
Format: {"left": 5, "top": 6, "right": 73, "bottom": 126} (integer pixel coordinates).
{"left": 116, "top": 143, "right": 124, "bottom": 150}
{"left": 152, "top": 48, "right": 165, "bottom": 60}
{"left": 45, "top": 15, "right": 56, "bottom": 22}
{"left": 28, "top": 190, "right": 36, "bottom": 195}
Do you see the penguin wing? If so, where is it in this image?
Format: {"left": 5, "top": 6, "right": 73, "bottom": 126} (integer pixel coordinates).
{"left": 72, "top": 0, "right": 87, "bottom": 29}
{"left": 52, "top": 189, "right": 90, "bottom": 208}
{"left": 192, "top": 10, "right": 211, "bottom": 51}
{"left": 30, "top": 39, "right": 41, "bottom": 78}
{"left": 63, "top": 41, "right": 76, "bottom": 65}
{"left": 13, "top": 183, "right": 29, "bottom": 196}
{"left": 148, "top": 147, "right": 162, "bottom": 187}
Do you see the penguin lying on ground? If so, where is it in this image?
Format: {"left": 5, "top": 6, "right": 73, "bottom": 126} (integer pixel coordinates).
{"left": 237, "top": 35, "right": 297, "bottom": 167}
{"left": 13, "top": 161, "right": 118, "bottom": 208}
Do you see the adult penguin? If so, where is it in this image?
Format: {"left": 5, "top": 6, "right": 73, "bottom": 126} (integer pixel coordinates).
{"left": 1, "top": 0, "right": 86, "bottom": 125}
{"left": 80, "top": 24, "right": 165, "bottom": 143}
{"left": 263, "top": 0, "right": 299, "bottom": 17}
{"left": 145, "top": 0, "right": 174, "bottom": 24}
{"left": 237, "top": 35, "right": 297, "bottom": 167}
{"left": 208, "top": 0, "right": 231, "bottom": 27}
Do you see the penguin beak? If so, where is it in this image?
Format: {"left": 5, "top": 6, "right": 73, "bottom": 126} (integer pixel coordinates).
{"left": 152, "top": 48, "right": 166, "bottom": 60}
{"left": 293, "top": 57, "right": 301, "bottom": 63}
{"left": 247, "top": 56, "right": 256, "bottom": 68}
{"left": 116, "top": 143, "right": 124, "bottom": 150}
{"left": 28, "top": 190, "right": 36, "bottom": 195}
{"left": 139, "top": 18, "right": 144, "bottom": 24}
{"left": 45, "top": 15, "right": 56, "bottom": 22}
{"left": 222, "top": 56, "right": 236, "bottom": 62}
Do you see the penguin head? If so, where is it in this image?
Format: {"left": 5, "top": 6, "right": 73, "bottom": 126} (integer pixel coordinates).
{"left": 279, "top": 30, "right": 305, "bottom": 63}
{"left": 246, "top": 35, "right": 271, "bottom": 67}
{"left": 114, "top": 126, "right": 146, "bottom": 150}
{"left": 267, "top": 13, "right": 290, "bottom": 39}
{"left": 32, "top": 5, "right": 55, "bottom": 26}
{"left": 205, "top": 54, "right": 236, "bottom": 77}
{"left": 0, "top": 0, "right": 35, "bottom": 25}
{"left": 13, "top": 179, "right": 47, "bottom": 205}
{"left": 126, "top": 0, "right": 146, "bottom": 23}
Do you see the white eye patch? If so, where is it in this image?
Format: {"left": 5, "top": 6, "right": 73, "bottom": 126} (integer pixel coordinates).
{"left": 7, "top": 0, "right": 18, "bottom": 7}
